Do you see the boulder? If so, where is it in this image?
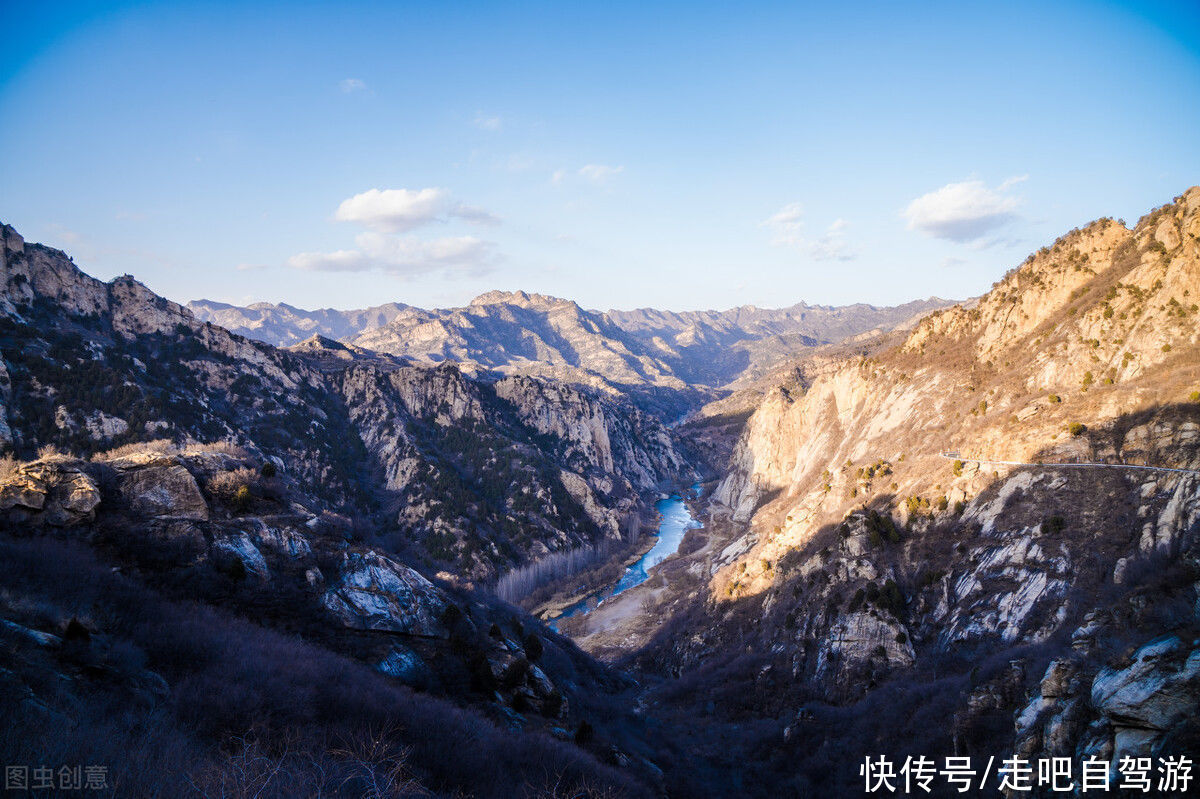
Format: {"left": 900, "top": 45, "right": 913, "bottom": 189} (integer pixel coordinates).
{"left": 323, "top": 550, "right": 448, "bottom": 637}
{"left": 0, "top": 471, "right": 48, "bottom": 511}
{"left": 243, "top": 518, "right": 312, "bottom": 559}
{"left": 113, "top": 459, "right": 208, "bottom": 520}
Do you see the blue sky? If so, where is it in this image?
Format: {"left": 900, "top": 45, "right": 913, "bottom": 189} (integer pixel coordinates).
{"left": 2, "top": 0, "right": 1198, "bottom": 312}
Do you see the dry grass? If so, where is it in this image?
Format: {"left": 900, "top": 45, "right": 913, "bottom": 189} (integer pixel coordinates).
{"left": 182, "top": 439, "right": 252, "bottom": 459}
{"left": 95, "top": 438, "right": 177, "bottom": 460}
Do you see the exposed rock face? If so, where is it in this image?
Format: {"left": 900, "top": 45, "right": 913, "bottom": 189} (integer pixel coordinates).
{"left": 377, "top": 643, "right": 432, "bottom": 686}
{"left": 814, "top": 609, "right": 915, "bottom": 690}
{"left": 213, "top": 532, "right": 270, "bottom": 579}
{"left": 493, "top": 375, "right": 684, "bottom": 491}
{"left": 323, "top": 550, "right": 449, "bottom": 637}
{"left": 335, "top": 361, "right": 691, "bottom": 578}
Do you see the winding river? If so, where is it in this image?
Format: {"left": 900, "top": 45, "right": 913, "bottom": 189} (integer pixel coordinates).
{"left": 552, "top": 484, "right": 701, "bottom": 625}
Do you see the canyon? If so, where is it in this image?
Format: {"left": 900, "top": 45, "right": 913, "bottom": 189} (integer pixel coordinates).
{"left": 1, "top": 186, "right": 1199, "bottom": 797}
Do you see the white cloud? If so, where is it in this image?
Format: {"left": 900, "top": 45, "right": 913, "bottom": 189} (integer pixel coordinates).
{"left": 333, "top": 188, "right": 499, "bottom": 232}
{"left": 294, "top": 188, "right": 501, "bottom": 279}
{"left": 577, "top": 163, "right": 624, "bottom": 183}
{"left": 903, "top": 178, "right": 1024, "bottom": 243}
{"left": 551, "top": 168, "right": 568, "bottom": 184}
{"left": 335, "top": 188, "right": 447, "bottom": 232}
{"left": 762, "top": 206, "right": 857, "bottom": 260}
{"left": 288, "top": 232, "right": 496, "bottom": 278}
{"left": 339, "top": 78, "right": 368, "bottom": 94}
{"left": 473, "top": 112, "right": 502, "bottom": 131}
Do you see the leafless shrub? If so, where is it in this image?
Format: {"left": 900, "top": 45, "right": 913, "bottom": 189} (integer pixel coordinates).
{"left": 525, "top": 771, "right": 624, "bottom": 799}
{"left": 36, "top": 444, "right": 71, "bottom": 462}
{"left": 208, "top": 468, "right": 260, "bottom": 501}
{"left": 0, "top": 454, "right": 21, "bottom": 482}
{"left": 185, "top": 440, "right": 252, "bottom": 458}
{"left": 187, "top": 732, "right": 297, "bottom": 799}
{"left": 332, "top": 723, "right": 427, "bottom": 798}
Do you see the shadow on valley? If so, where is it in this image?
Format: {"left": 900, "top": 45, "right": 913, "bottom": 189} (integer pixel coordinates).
{"left": 0, "top": 533, "right": 654, "bottom": 798}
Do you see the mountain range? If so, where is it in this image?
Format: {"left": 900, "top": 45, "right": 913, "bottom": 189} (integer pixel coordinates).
{"left": 188, "top": 292, "right": 951, "bottom": 416}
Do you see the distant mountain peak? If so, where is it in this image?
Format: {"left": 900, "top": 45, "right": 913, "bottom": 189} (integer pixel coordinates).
{"left": 468, "top": 289, "right": 575, "bottom": 309}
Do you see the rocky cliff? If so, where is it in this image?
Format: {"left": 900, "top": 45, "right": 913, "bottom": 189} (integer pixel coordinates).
{"left": 617, "top": 188, "right": 1200, "bottom": 793}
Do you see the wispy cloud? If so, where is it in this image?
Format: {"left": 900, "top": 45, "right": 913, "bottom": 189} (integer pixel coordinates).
{"left": 473, "top": 112, "right": 502, "bottom": 131}
{"left": 761, "top": 205, "right": 857, "bottom": 261}
{"left": 553, "top": 164, "right": 625, "bottom": 185}
{"left": 577, "top": 163, "right": 624, "bottom": 183}
{"left": 288, "top": 232, "right": 496, "bottom": 278}
{"left": 339, "top": 78, "right": 368, "bottom": 94}
{"left": 809, "top": 218, "right": 856, "bottom": 262}
{"left": 333, "top": 188, "right": 499, "bottom": 232}
{"left": 902, "top": 178, "right": 1025, "bottom": 244}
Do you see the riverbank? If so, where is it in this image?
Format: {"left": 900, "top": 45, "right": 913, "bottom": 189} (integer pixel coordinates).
{"left": 531, "top": 534, "right": 659, "bottom": 620}
{"left": 546, "top": 486, "right": 701, "bottom": 632}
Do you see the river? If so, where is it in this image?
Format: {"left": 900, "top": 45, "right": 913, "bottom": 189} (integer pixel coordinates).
{"left": 551, "top": 484, "right": 701, "bottom": 625}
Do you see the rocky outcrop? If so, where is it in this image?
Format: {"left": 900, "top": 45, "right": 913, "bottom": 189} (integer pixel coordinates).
{"left": 1092, "top": 637, "right": 1200, "bottom": 752}
{"left": 213, "top": 533, "right": 270, "bottom": 579}
{"left": 1011, "top": 634, "right": 1200, "bottom": 770}
{"left": 0, "top": 461, "right": 101, "bottom": 526}
{"left": 814, "top": 609, "right": 915, "bottom": 690}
